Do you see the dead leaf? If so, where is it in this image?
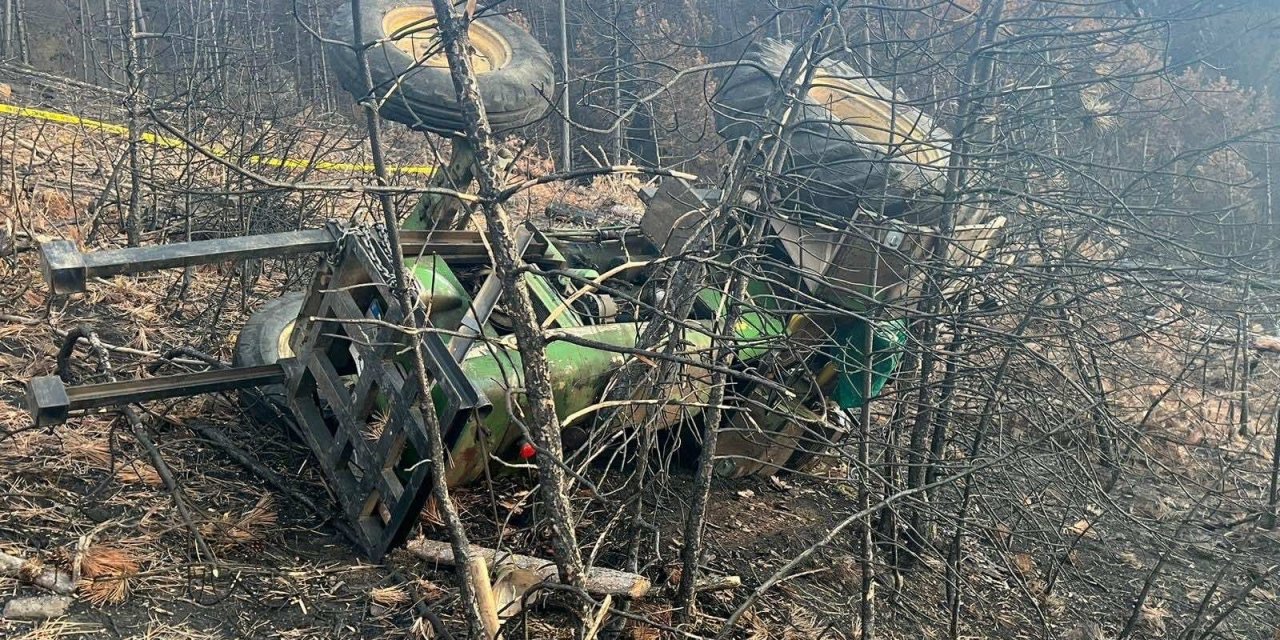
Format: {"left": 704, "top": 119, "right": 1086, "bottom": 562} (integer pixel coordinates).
{"left": 736, "top": 489, "right": 755, "bottom": 500}
{"left": 664, "top": 563, "right": 683, "bottom": 587}
{"left": 415, "top": 579, "right": 447, "bottom": 603}
{"left": 1064, "top": 519, "right": 1097, "bottom": 539}
{"left": 769, "top": 475, "right": 792, "bottom": 492}
{"left": 994, "top": 523, "right": 1013, "bottom": 547}
{"left": 1139, "top": 603, "right": 1168, "bottom": 635}
{"left": 1012, "top": 553, "right": 1036, "bottom": 577}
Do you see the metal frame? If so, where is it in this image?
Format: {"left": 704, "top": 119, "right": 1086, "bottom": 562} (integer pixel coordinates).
{"left": 282, "top": 228, "right": 488, "bottom": 560}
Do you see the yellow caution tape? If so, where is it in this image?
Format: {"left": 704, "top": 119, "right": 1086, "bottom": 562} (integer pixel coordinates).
{"left": 0, "top": 102, "right": 435, "bottom": 176}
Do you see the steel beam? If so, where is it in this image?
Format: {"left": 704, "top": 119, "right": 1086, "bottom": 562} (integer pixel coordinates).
{"left": 41, "top": 227, "right": 550, "bottom": 294}
{"left": 42, "top": 228, "right": 340, "bottom": 294}
{"left": 447, "top": 226, "right": 535, "bottom": 361}
{"left": 26, "top": 364, "right": 286, "bottom": 426}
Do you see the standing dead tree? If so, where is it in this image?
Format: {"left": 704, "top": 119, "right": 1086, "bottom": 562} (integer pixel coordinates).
{"left": 426, "top": 0, "right": 588, "bottom": 629}
{"left": 343, "top": 0, "right": 490, "bottom": 635}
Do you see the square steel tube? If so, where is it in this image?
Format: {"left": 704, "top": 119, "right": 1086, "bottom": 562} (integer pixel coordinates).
{"left": 41, "top": 229, "right": 340, "bottom": 294}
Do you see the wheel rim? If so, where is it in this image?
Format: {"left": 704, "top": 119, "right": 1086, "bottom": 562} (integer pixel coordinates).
{"left": 277, "top": 320, "right": 296, "bottom": 359}
{"left": 382, "top": 6, "right": 512, "bottom": 73}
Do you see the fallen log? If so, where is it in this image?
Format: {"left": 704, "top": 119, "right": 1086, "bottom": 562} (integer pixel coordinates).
{"left": 1171, "top": 319, "right": 1280, "bottom": 355}
{"left": 3, "top": 595, "right": 72, "bottom": 620}
{"left": 1254, "top": 335, "right": 1280, "bottom": 354}
{"left": 405, "top": 538, "right": 652, "bottom": 599}
{"left": 1204, "top": 333, "right": 1280, "bottom": 354}
{"left": 0, "top": 551, "right": 75, "bottom": 594}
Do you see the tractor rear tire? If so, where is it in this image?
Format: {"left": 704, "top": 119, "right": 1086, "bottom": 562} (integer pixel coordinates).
{"left": 234, "top": 292, "right": 305, "bottom": 434}
{"left": 713, "top": 39, "right": 952, "bottom": 221}
{"left": 327, "top": 1, "right": 555, "bottom": 135}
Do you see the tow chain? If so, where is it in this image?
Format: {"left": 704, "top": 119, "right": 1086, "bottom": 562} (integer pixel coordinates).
{"left": 331, "top": 223, "right": 424, "bottom": 320}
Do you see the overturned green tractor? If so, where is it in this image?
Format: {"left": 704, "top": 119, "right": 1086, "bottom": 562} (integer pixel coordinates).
{"left": 24, "top": 5, "right": 1003, "bottom": 560}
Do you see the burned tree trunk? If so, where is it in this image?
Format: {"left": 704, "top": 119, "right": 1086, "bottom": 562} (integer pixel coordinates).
{"left": 346, "top": 0, "right": 488, "bottom": 635}
{"left": 427, "top": 0, "right": 587, "bottom": 610}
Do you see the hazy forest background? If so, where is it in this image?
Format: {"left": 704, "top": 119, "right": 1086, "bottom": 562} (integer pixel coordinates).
{"left": 1, "top": 0, "right": 1280, "bottom": 638}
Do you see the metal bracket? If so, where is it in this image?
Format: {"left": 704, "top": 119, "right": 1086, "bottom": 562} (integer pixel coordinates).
{"left": 26, "top": 375, "right": 71, "bottom": 428}
{"left": 40, "top": 241, "right": 88, "bottom": 295}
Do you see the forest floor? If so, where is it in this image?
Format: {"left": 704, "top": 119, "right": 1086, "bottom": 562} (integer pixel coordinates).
{"left": 2, "top": 69, "right": 1280, "bottom": 640}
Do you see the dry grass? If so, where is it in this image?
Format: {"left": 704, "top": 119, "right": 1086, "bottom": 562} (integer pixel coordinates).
{"left": 369, "top": 585, "right": 410, "bottom": 609}
{"left": 125, "top": 622, "right": 222, "bottom": 640}
{"left": 7, "top": 620, "right": 102, "bottom": 640}
{"left": 115, "top": 461, "right": 164, "bottom": 488}
{"left": 198, "top": 495, "right": 278, "bottom": 551}
{"left": 59, "top": 431, "right": 114, "bottom": 468}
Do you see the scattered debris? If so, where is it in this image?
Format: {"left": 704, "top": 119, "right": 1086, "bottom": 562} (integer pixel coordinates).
{"left": 4, "top": 619, "right": 100, "bottom": 640}
{"left": 1138, "top": 603, "right": 1169, "bottom": 635}
{"left": 198, "top": 495, "right": 278, "bottom": 550}
{"left": 369, "top": 585, "right": 410, "bottom": 617}
{"left": 1065, "top": 519, "right": 1097, "bottom": 540}
{"left": 694, "top": 575, "right": 742, "bottom": 593}
{"left": 583, "top": 594, "right": 613, "bottom": 640}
